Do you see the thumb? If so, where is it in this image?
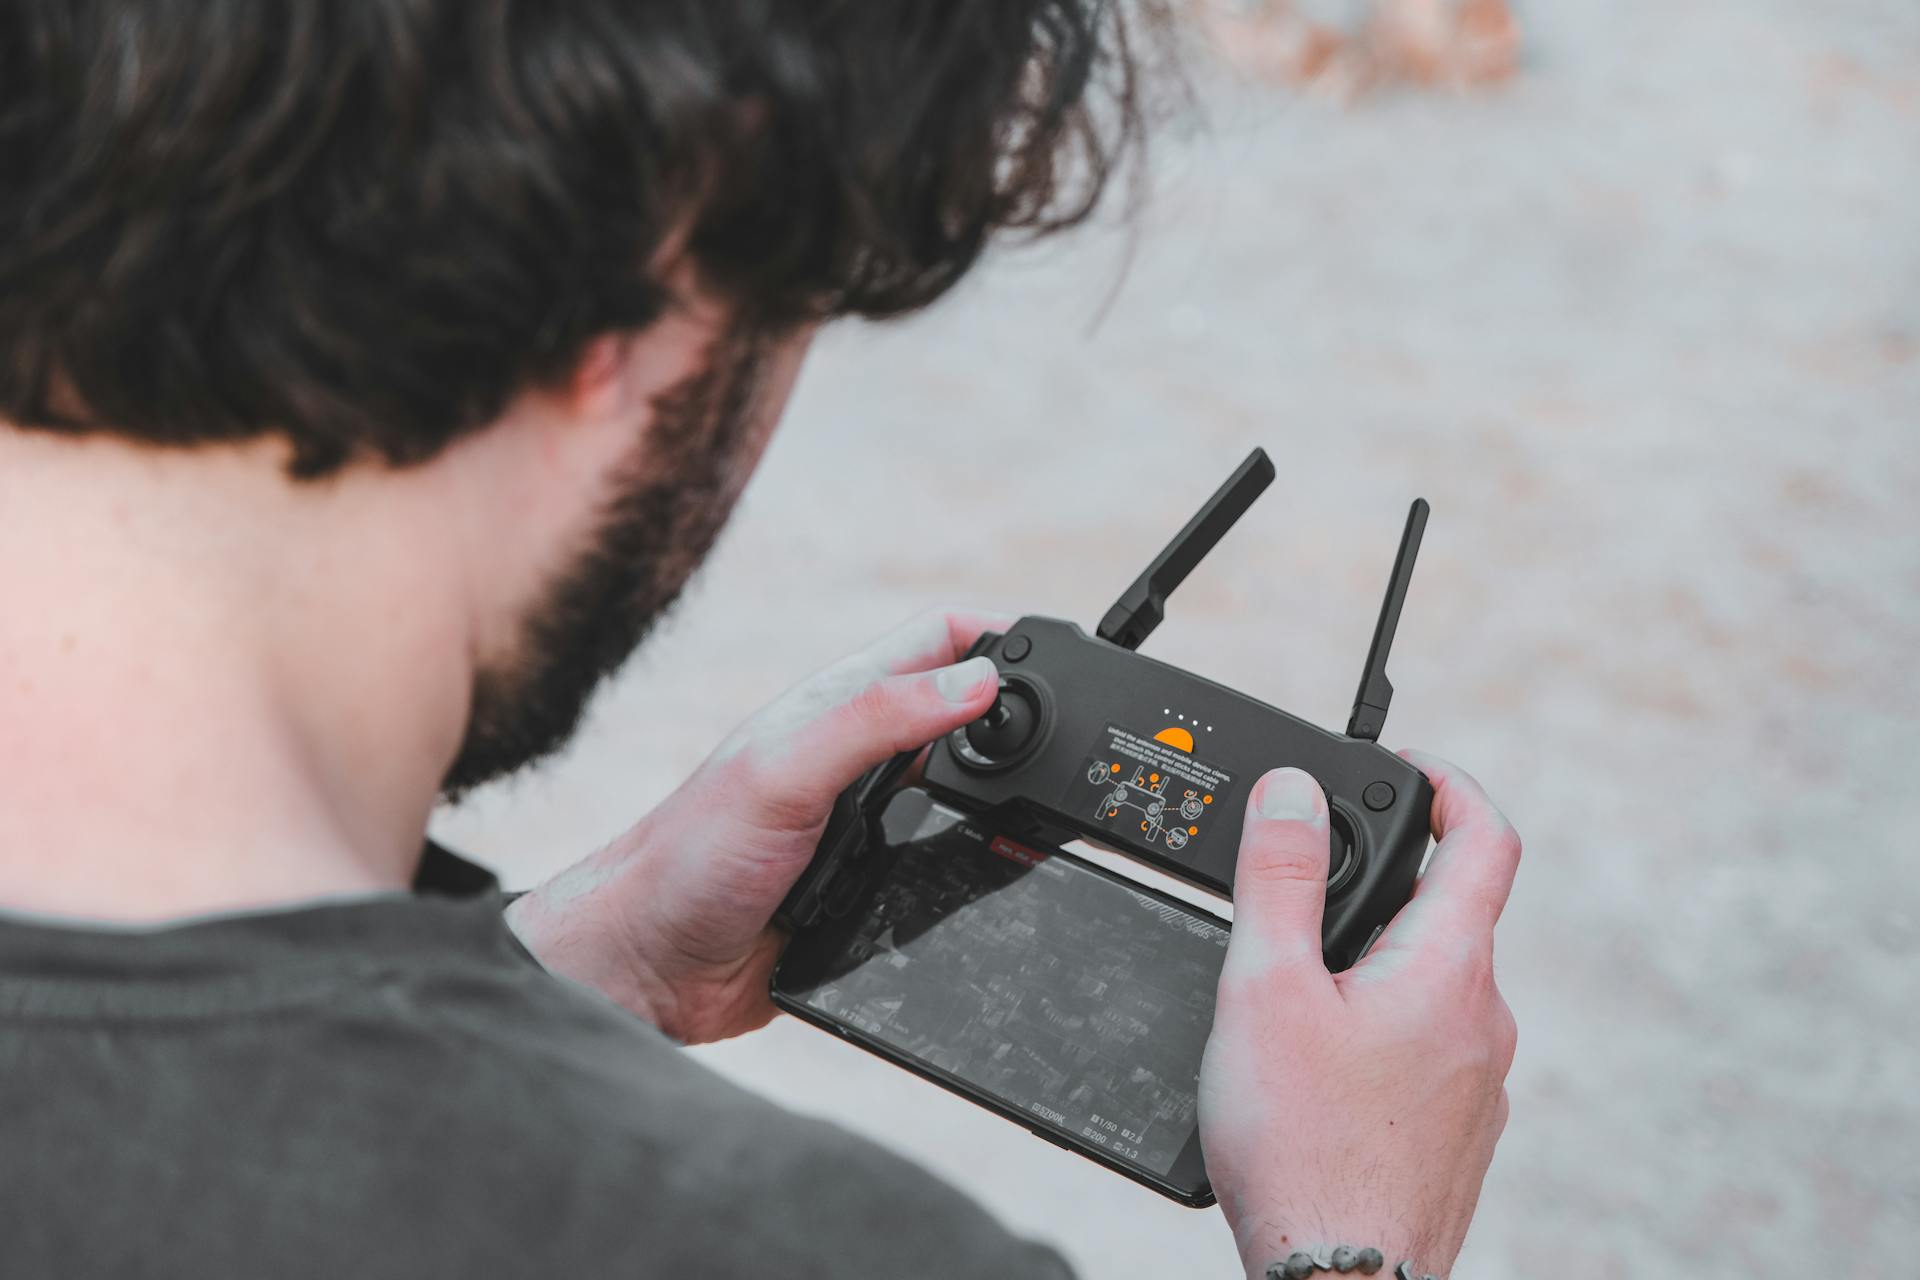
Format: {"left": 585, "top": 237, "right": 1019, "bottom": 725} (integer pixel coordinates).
{"left": 751, "top": 654, "right": 1001, "bottom": 820}
{"left": 820, "top": 653, "right": 1003, "bottom": 786}
{"left": 1223, "top": 767, "right": 1334, "bottom": 981}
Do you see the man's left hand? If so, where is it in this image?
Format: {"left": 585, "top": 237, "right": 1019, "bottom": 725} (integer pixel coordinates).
{"left": 504, "top": 609, "right": 1006, "bottom": 1043}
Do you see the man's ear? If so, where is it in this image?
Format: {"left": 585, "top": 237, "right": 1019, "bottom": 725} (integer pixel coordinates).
{"left": 561, "top": 333, "right": 634, "bottom": 423}
{"left": 549, "top": 264, "right": 723, "bottom": 427}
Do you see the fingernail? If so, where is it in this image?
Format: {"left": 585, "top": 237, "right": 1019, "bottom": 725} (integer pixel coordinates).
{"left": 936, "top": 656, "right": 997, "bottom": 702}
{"left": 1258, "top": 768, "right": 1323, "bottom": 822}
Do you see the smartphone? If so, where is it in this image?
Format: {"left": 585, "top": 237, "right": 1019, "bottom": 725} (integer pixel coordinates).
{"left": 771, "top": 786, "right": 1226, "bottom": 1205}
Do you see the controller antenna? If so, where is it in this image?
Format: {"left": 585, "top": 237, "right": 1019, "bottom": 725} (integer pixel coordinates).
{"left": 1096, "top": 448, "right": 1276, "bottom": 651}
{"left": 1346, "top": 498, "right": 1430, "bottom": 742}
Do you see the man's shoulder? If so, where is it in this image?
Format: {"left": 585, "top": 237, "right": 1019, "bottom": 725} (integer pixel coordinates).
{"left": 381, "top": 955, "right": 1072, "bottom": 1279}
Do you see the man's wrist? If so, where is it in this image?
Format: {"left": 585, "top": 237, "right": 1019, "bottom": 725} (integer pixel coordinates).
{"left": 504, "top": 877, "right": 679, "bottom": 1036}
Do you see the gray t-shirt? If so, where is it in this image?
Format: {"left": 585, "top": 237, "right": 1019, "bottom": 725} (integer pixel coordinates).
{"left": 0, "top": 849, "right": 1071, "bottom": 1278}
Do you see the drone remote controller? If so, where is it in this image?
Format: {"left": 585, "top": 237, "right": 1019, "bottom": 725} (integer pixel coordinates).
{"left": 780, "top": 449, "right": 1435, "bottom": 973}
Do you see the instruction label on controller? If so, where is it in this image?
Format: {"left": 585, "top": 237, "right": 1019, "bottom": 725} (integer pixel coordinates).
{"left": 1066, "top": 723, "right": 1236, "bottom": 855}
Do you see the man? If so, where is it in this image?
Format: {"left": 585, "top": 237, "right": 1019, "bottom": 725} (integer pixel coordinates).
{"left": 0, "top": 2, "right": 1521, "bottom": 1276}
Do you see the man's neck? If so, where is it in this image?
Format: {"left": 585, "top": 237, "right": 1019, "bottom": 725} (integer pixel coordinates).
{"left": 0, "top": 430, "right": 474, "bottom": 923}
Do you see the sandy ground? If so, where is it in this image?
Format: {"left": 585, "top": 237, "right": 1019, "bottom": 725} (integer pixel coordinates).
{"left": 432, "top": 1, "right": 1920, "bottom": 1275}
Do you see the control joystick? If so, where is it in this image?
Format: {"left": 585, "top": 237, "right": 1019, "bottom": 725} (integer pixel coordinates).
{"left": 954, "top": 678, "right": 1046, "bottom": 769}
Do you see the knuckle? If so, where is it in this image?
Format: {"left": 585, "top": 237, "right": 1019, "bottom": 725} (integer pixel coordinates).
{"left": 730, "top": 743, "right": 778, "bottom": 794}
{"left": 1240, "top": 815, "right": 1328, "bottom": 883}
{"left": 726, "top": 743, "right": 826, "bottom": 834}
{"left": 1492, "top": 999, "right": 1520, "bottom": 1072}
{"left": 843, "top": 675, "right": 900, "bottom": 728}
{"left": 700, "top": 736, "right": 761, "bottom": 792}
{"left": 1435, "top": 933, "right": 1495, "bottom": 982}
{"left": 1492, "top": 818, "right": 1524, "bottom": 868}
{"left": 817, "top": 655, "right": 880, "bottom": 705}
{"left": 1238, "top": 840, "right": 1324, "bottom": 890}
{"left": 1415, "top": 938, "right": 1498, "bottom": 1013}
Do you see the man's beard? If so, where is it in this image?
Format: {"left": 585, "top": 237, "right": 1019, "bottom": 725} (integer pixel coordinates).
{"left": 439, "top": 327, "right": 774, "bottom": 800}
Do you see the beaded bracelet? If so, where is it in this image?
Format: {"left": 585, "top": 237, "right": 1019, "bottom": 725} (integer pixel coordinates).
{"left": 1265, "top": 1248, "right": 1438, "bottom": 1280}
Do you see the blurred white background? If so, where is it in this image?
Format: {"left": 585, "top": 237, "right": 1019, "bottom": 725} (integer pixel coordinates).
{"left": 434, "top": 1, "right": 1920, "bottom": 1274}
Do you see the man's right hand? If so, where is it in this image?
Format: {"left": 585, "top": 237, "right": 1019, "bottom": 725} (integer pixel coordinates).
{"left": 1199, "top": 752, "right": 1521, "bottom": 1280}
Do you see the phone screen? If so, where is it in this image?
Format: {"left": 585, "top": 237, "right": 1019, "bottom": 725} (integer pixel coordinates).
{"left": 772, "top": 787, "right": 1226, "bottom": 1203}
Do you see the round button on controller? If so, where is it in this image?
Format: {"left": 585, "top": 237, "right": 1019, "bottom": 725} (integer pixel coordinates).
{"left": 1001, "top": 634, "right": 1032, "bottom": 663}
{"left": 1363, "top": 780, "right": 1396, "bottom": 811}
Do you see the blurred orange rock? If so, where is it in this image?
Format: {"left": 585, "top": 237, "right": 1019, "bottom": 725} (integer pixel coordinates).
{"left": 1452, "top": 0, "right": 1523, "bottom": 84}
{"left": 1200, "top": 0, "right": 1521, "bottom": 97}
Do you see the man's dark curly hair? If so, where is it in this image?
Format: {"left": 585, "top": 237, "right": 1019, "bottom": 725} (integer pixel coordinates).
{"left": 0, "top": 0, "right": 1157, "bottom": 477}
